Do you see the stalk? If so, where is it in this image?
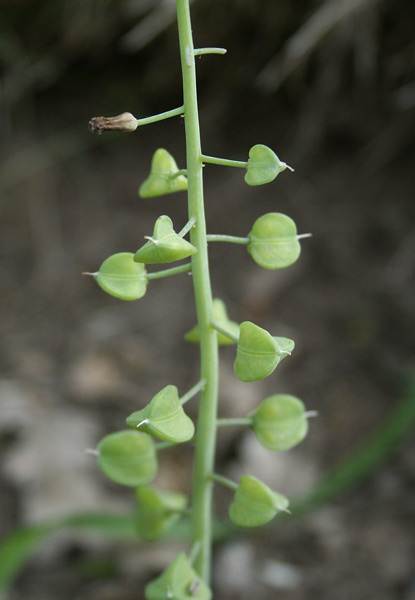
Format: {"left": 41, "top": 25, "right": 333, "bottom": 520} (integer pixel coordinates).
{"left": 176, "top": 0, "right": 219, "bottom": 582}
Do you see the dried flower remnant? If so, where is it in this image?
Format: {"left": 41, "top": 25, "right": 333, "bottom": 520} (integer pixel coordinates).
{"left": 88, "top": 112, "right": 138, "bottom": 134}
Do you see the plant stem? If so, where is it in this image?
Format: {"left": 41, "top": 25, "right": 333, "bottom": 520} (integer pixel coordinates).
{"left": 201, "top": 154, "right": 247, "bottom": 169}
{"left": 194, "top": 47, "right": 227, "bottom": 56}
{"left": 169, "top": 169, "right": 188, "bottom": 179}
{"left": 176, "top": 0, "right": 219, "bottom": 583}
{"left": 179, "top": 378, "right": 206, "bottom": 406}
{"left": 216, "top": 417, "right": 253, "bottom": 427}
{"left": 156, "top": 439, "right": 195, "bottom": 451}
{"left": 178, "top": 216, "right": 197, "bottom": 238}
{"left": 135, "top": 105, "right": 184, "bottom": 127}
{"left": 211, "top": 320, "right": 239, "bottom": 344}
{"left": 146, "top": 262, "right": 192, "bottom": 280}
{"left": 210, "top": 473, "right": 238, "bottom": 491}
{"left": 207, "top": 234, "right": 249, "bottom": 245}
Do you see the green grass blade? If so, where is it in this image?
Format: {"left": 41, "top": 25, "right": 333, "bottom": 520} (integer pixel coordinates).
{"left": 292, "top": 376, "right": 415, "bottom": 515}
{"left": 0, "top": 522, "right": 55, "bottom": 594}
{"left": 0, "top": 513, "right": 136, "bottom": 595}
{"left": 1, "top": 378, "right": 413, "bottom": 594}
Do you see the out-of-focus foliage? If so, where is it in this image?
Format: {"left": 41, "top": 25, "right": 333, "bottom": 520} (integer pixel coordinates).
{"left": 1, "top": 0, "right": 414, "bottom": 189}
{"left": 2, "top": 0, "right": 414, "bottom": 112}
{"left": 1, "top": 0, "right": 413, "bottom": 201}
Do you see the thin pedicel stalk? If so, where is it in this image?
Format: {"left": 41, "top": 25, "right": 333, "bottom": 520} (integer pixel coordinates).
{"left": 176, "top": 0, "right": 219, "bottom": 583}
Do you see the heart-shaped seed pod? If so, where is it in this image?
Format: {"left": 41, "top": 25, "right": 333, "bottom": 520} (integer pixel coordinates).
{"left": 126, "top": 385, "right": 195, "bottom": 443}
{"left": 97, "top": 430, "right": 157, "bottom": 487}
{"left": 145, "top": 552, "right": 212, "bottom": 600}
{"left": 94, "top": 252, "right": 147, "bottom": 300}
{"left": 251, "top": 394, "right": 308, "bottom": 451}
{"left": 134, "top": 215, "right": 197, "bottom": 264}
{"left": 247, "top": 212, "right": 301, "bottom": 269}
{"left": 234, "top": 321, "right": 294, "bottom": 382}
{"left": 135, "top": 486, "right": 187, "bottom": 541}
{"left": 244, "top": 144, "right": 292, "bottom": 186}
{"left": 139, "top": 148, "right": 188, "bottom": 198}
{"left": 229, "top": 475, "right": 289, "bottom": 528}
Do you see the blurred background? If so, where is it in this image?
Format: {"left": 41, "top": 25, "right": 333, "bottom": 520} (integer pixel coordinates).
{"left": 1, "top": 0, "right": 414, "bottom": 599}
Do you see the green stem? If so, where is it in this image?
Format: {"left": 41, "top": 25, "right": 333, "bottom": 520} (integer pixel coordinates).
{"left": 176, "top": 0, "right": 219, "bottom": 583}
{"left": 210, "top": 473, "right": 238, "bottom": 492}
{"left": 211, "top": 320, "right": 239, "bottom": 344}
{"left": 155, "top": 441, "right": 176, "bottom": 451}
{"left": 156, "top": 438, "right": 195, "bottom": 451}
{"left": 146, "top": 262, "right": 192, "bottom": 280}
{"left": 178, "top": 216, "right": 197, "bottom": 238}
{"left": 207, "top": 234, "right": 249, "bottom": 245}
{"left": 201, "top": 154, "right": 247, "bottom": 169}
{"left": 180, "top": 378, "right": 206, "bottom": 406}
{"left": 169, "top": 169, "right": 188, "bottom": 179}
{"left": 194, "top": 47, "right": 227, "bottom": 56}
{"left": 189, "top": 541, "right": 202, "bottom": 566}
{"left": 135, "top": 105, "right": 184, "bottom": 127}
{"left": 217, "top": 417, "right": 253, "bottom": 427}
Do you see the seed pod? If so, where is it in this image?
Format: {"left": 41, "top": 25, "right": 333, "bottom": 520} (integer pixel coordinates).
{"left": 145, "top": 552, "right": 212, "bottom": 600}
{"left": 139, "top": 149, "right": 188, "bottom": 198}
{"left": 94, "top": 252, "right": 147, "bottom": 300}
{"left": 134, "top": 215, "right": 197, "bottom": 264}
{"left": 251, "top": 394, "right": 308, "bottom": 451}
{"left": 126, "top": 385, "right": 195, "bottom": 443}
{"left": 229, "top": 475, "right": 289, "bottom": 528}
{"left": 234, "top": 321, "right": 294, "bottom": 382}
{"left": 244, "top": 144, "right": 292, "bottom": 186}
{"left": 135, "top": 486, "right": 187, "bottom": 541}
{"left": 97, "top": 430, "right": 157, "bottom": 487}
{"left": 247, "top": 212, "right": 301, "bottom": 269}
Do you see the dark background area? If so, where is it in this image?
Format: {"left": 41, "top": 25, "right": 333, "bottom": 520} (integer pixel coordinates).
{"left": 1, "top": 0, "right": 414, "bottom": 599}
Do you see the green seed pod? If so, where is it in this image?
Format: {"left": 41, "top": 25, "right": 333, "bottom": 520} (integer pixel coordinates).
{"left": 247, "top": 213, "right": 301, "bottom": 269}
{"left": 97, "top": 430, "right": 157, "bottom": 487}
{"left": 139, "top": 148, "right": 188, "bottom": 198}
{"left": 134, "top": 215, "right": 197, "bottom": 264}
{"left": 94, "top": 252, "right": 147, "bottom": 300}
{"left": 234, "top": 321, "right": 294, "bottom": 382}
{"left": 229, "top": 475, "right": 289, "bottom": 528}
{"left": 126, "top": 385, "right": 195, "bottom": 443}
{"left": 244, "top": 144, "right": 292, "bottom": 186}
{"left": 145, "top": 552, "right": 212, "bottom": 600}
{"left": 185, "top": 298, "right": 239, "bottom": 346}
{"left": 251, "top": 394, "right": 308, "bottom": 451}
{"left": 135, "top": 486, "right": 187, "bottom": 541}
